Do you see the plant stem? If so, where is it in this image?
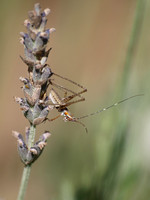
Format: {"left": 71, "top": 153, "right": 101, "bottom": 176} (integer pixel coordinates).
{"left": 120, "top": 0, "right": 146, "bottom": 95}
{"left": 17, "top": 124, "right": 36, "bottom": 200}
{"left": 17, "top": 165, "right": 31, "bottom": 200}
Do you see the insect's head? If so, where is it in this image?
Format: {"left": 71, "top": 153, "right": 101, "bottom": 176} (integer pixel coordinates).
{"left": 61, "top": 109, "right": 74, "bottom": 122}
{"left": 61, "top": 109, "right": 88, "bottom": 133}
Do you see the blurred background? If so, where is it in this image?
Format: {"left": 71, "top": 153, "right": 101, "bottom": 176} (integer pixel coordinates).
{"left": 0, "top": 0, "right": 150, "bottom": 199}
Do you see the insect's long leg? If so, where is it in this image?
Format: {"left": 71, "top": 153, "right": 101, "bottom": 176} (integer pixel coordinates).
{"left": 47, "top": 114, "right": 61, "bottom": 121}
{"left": 51, "top": 81, "right": 80, "bottom": 95}
{"left": 47, "top": 97, "right": 85, "bottom": 110}
{"left": 49, "top": 72, "right": 87, "bottom": 105}
{"left": 77, "top": 94, "right": 143, "bottom": 120}
{"left": 51, "top": 81, "right": 86, "bottom": 102}
{"left": 61, "top": 97, "right": 86, "bottom": 108}
{"left": 62, "top": 89, "right": 86, "bottom": 103}
{"left": 53, "top": 72, "right": 87, "bottom": 92}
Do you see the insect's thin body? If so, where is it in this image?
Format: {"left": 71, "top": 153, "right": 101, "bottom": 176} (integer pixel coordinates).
{"left": 49, "top": 88, "right": 63, "bottom": 108}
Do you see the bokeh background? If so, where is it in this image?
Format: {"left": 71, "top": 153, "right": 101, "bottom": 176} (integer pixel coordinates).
{"left": 0, "top": 0, "right": 150, "bottom": 199}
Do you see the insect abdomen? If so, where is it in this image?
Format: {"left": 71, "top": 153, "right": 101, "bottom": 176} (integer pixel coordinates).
{"left": 49, "top": 88, "right": 62, "bottom": 105}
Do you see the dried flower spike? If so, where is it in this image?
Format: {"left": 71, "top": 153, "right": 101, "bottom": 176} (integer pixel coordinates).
{"left": 13, "top": 130, "right": 51, "bottom": 165}
{"left": 14, "top": 3, "right": 55, "bottom": 166}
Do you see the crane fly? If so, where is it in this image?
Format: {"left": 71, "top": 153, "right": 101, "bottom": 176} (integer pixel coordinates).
{"left": 47, "top": 88, "right": 143, "bottom": 133}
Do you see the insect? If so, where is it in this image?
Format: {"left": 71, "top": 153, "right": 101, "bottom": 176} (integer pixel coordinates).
{"left": 47, "top": 87, "right": 143, "bottom": 133}
{"left": 46, "top": 88, "right": 88, "bottom": 132}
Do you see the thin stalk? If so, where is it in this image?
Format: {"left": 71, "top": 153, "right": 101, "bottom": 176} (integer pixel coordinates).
{"left": 120, "top": 0, "right": 146, "bottom": 95}
{"left": 17, "top": 165, "right": 31, "bottom": 200}
{"left": 17, "top": 124, "right": 36, "bottom": 200}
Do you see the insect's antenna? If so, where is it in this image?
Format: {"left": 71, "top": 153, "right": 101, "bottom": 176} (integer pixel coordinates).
{"left": 77, "top": 94, "right": 143, "bottom": 120}
{"left": 72, "top": 119, "right": 88, "bottom": 133}
{"left": 53, "top": 72, "right": 87, "bottom": 91}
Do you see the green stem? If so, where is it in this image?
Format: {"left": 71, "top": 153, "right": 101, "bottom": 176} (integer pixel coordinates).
{"left": 17, "top": 124, "right": 36, "bottom": 200}
{"left": 98, "top": 1, "right": 146, "bottom": 200}
{"left": 17, "top": 165, "right": 31, "bottom": 200}
{"left": 120, "top": 0, "right": 146, "bottom": 95}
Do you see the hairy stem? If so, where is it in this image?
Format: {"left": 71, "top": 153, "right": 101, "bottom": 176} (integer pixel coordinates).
{"left": 17, "top": 124, "right": 36, "bottom": 200}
